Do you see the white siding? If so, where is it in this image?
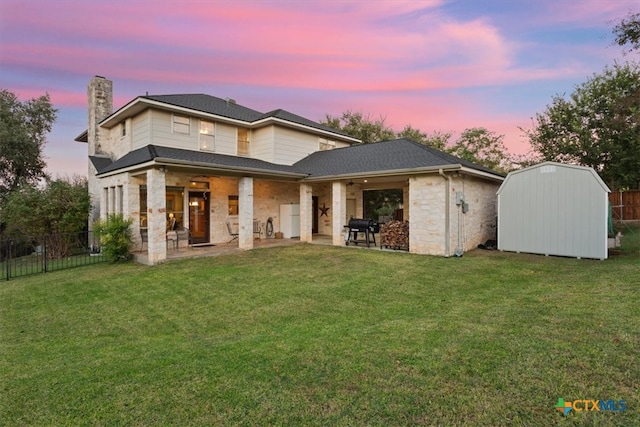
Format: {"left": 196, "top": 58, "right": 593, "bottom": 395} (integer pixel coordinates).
{"left": 131, "top": 110, "right": 151, "bottom": 150}
{"left": 214, "top": 122, "right": 237, "bottom": 155}
{"left": 273, "top": 127, "right": 323, "bottom": 165}
{"left": 497, "top": 162, "right": 610, "bottom": 259}
{"left": 251, "top": 126, "right": 275, "bottom": 162}
{"left": 149, "top": 110, "right": 199, "bottom": 150}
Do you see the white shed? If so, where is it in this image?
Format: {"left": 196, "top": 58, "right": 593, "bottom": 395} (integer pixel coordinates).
{"left": 497, "top": 162, "right": 610, "bottom": 260}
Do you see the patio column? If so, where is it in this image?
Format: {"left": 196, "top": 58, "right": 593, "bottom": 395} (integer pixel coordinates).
{"left": 238, "top": 176, "right": 254, "bottom": 250}
{"left": 332, "top": 181, "right": 346, "bottom": 246}
{"left": 299, "top": 183, "right": 313, "bottom": 243}
{"left": 147, "top": 168, "right": 167, "bottom": 264}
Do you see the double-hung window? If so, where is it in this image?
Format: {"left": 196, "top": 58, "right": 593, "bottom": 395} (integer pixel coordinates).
{"left": 237, "top": 128, "right": 249, "bottom": 156}
{"left": 200, "top": 121, "right": 215, "bottom": 151}
{"left": 173, "top": 115, "right": 190, "bottom": 134}
{"left": 319, "top": 138, "right": 336, "bottom": 151}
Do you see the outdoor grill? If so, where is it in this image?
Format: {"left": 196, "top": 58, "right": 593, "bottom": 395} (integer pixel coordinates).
{"left": 344, "top": 218, "right": 379, "bottom": 247}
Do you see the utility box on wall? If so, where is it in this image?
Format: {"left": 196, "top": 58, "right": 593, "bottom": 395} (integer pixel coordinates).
{"left": 497, "top": 162, "right": 610, "bottom": 260}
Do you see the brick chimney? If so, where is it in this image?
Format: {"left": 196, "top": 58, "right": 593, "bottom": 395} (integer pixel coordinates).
{"left": 87, "top": 76, "right": 113, "bottom": 156}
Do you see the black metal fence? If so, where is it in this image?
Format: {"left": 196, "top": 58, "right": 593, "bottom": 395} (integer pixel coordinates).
{"left": 1, "top": 231, "right": 106, "bottom": 280}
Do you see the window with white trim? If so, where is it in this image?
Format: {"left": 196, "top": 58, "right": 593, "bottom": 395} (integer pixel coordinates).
{"left": 200, "top": 120, "right": 215, "bottom": 151}
{"left": 173, "top": 115, "right": 190, "bottom": 134}
{"left": 319, "top": 138, "right": 336, "bottom": 151}
{"left": 237, "top": 128, "right": 249, "bottom": 156}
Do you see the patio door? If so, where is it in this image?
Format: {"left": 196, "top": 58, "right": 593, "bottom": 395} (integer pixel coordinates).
{"left": 189, "top": 192, "right": 210, "bottom": 244}
{"left": 312, "top": 196, "right": 318, "bottom": 234}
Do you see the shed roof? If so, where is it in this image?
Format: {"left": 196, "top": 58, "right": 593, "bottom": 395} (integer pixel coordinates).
{"left": 497, "top": 161, "right": 610, "bottom": 195}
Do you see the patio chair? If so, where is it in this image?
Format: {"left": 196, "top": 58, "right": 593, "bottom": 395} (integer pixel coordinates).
{"left": 253, "top": 220, "right": 262, "bottom": 239}
{"left": 175, "top": 227, "right": 192, "bottom": 248}
{"left": 226, "top": 221, "right": 239, "bottom": 243}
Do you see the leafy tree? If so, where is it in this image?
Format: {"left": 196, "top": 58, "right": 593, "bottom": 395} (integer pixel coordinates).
{"left": 363, "top": 189, "right": 403, "bottom": 220}
{"left": 321, "top": 111, "right": 395, "bottom": 144}
{"left": 1, "top": 177, "right": 91, "bottom": 258}
{"left": 2, "top": 176, "right": 91, "bottom": 237}
{"left": 613, "top": 11, "right": 640, "bottom": 54}
{"left": 397, "top": 126, "right": 451, "bottom": 150}
{"left": 0, "top": 90, "right": 57, "bottom": 200}
{"left": 524, "top": 62, "right": 640, "bottom": 189}
{"left": 449, "top": 127, "right": 512, "bottom": 173}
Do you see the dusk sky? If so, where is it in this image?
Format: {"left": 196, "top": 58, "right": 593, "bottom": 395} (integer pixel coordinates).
{"left": 1, "top": 0, "right": 638, "bottom": 178}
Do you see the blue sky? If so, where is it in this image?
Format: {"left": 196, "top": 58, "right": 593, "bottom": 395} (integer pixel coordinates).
{"left": 0, "top": 0, "right": 637, "bottom": 177}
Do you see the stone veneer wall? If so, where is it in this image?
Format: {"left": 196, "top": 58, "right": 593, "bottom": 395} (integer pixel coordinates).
{"left": 408, "top": 173, "right": 499, "bottom": 256}
{"left": 448, "top": 175, "right": 499, "bottom": 252}
{"left": 408, "top": 175, "right": 448, "bottom": 255}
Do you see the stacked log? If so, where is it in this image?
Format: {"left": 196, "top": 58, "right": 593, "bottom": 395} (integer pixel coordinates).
{"left": 380, "top": 220, "right": 409, "bottom": 250}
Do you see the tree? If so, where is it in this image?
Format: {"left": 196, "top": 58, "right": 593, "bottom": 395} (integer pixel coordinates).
{"left": 448, "top": 127, "right": 512, "bottom": 173}
{"left": 321, "top": 110, "right": 395, "bottom": 144}
{"left": 2, "top": 176, "right": 91, "bottom": 237}
{"left": 613, "top": 11, "right": 640, "bottom": 54}
{"left": 524, "top": 62, "right": 640, "bottom": 189}
{"left": 0, "top": 90, "right": 57, "bottom": 200}
{"left": 397, "top": 126, "right": 451, "bottom": 150}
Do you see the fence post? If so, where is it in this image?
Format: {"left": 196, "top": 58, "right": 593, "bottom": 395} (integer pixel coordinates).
{"left": 44, "top": 236, "right": 48, "bottom": 273}
{"left": 6, "top": 240, "right": 11, "bottom": 280}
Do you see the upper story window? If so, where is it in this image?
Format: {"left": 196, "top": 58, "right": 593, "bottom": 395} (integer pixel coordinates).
{"left": 319, "top": 138, "right": 336, "bottom": 151}
{"left": 121, "top": 121, "right": 126, "bottom": 137}
{"left": 200, "top": 120, "right": 215, "bottom": 151}
{"left": 173, "top": 115, "right": 190, "bottom": 134}
{"left": 237, "top": 128, "right": 249, "bottom": 156}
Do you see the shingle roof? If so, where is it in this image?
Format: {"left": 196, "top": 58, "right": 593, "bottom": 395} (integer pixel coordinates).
{"left": 142, "top": 94, "right": 264, "bottom": 122}
{"left": 293, "top": 138, "right": 502, "bottom": 178}
{"left": 95, "top": 139, "right": 502, "bottom": 180}
{"left": 141, "top": 95, "right": 353, "bottom": 138}
{"left": 257, "top": 109, "right": 354, "bottom": 138}
{"left": 96, "top": 144, "right": 303, "bottom": 177}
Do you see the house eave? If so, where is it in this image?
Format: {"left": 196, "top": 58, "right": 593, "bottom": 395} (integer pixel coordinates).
{"left": 302, "top": 164, "right": 504, "bottom": 183}
{"left": 96, "top": 158, "right": 307, "bottom": 181}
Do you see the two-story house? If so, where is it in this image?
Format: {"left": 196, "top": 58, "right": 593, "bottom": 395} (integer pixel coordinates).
{"left": 77, "top": 76, "right": 504, "bottom": 264}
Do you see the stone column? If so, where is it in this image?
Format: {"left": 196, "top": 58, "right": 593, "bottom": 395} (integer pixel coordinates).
{"left": 147, "top": 168, "right": 167, "bottom": 264}
{"left": 299, "top": 183, "right": 313, "bottom": 243}
{"left": 332, "top": 181, "right": 346, "bottom": 246}
{"left": 238, "top": 177, "right": 254, "bottom": 250}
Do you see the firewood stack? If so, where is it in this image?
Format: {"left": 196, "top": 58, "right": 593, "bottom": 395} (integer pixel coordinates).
{"left": 380, "top": 220, "right": 409, "bottom": 250}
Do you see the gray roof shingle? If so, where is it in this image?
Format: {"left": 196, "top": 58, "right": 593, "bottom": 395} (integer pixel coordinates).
{"left": 293, "top": 138, "right": 502, "bottom": 178}
{"left": 142, "top": 95, "right": 352, "bottom": 137}
{"left": 96, "top": 144, "right": 304, "bottom": 177}
{"left": 143, "top": 94, "right": 264, "bottom": 122}
{"left": 95, "top": 139, "right": 502, "bottom": 180}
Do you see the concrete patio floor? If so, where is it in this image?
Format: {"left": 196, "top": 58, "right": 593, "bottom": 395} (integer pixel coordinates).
{"left": 132, "top": 233, "right": 393, "bottom": 265}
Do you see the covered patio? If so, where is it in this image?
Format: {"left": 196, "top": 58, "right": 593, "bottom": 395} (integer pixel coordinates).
{"left": 131, "top": 233, "right": 396, "bottom": 264}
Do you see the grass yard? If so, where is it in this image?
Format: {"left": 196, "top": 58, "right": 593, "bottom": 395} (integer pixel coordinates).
{"left": 1, "top": 225, "right": 639, "bottom": 426}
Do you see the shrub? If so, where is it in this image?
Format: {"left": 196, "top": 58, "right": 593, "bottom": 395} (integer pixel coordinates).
{"left": 93, "top": 214, "right": 133, "bottom": 262}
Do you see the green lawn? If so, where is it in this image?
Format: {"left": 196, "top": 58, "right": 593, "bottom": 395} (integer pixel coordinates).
{"left": 1, "top": 226, "right": 639, "bottom": 426}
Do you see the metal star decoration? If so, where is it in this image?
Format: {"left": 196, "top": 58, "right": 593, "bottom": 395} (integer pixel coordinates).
{"left": 319, "top": 203, "right": 330, "bottom": 217}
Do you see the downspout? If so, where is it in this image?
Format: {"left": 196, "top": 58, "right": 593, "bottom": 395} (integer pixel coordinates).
{"left": 439, "top": 169, "right": 451, "bottom": 257}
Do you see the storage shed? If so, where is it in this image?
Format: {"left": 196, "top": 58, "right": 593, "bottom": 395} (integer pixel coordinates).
{"left": 497, "top": 162, "right": 610, "bottom": 260}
